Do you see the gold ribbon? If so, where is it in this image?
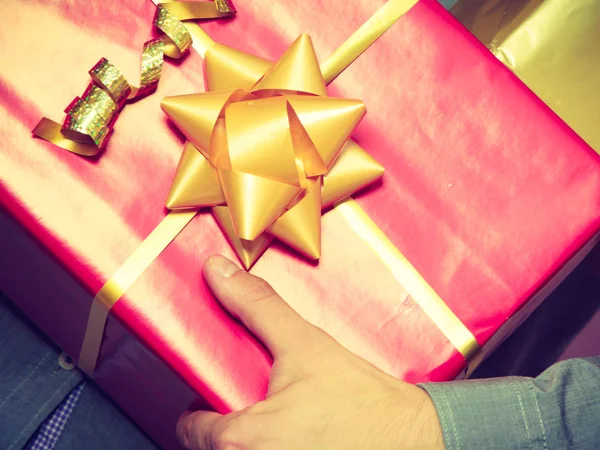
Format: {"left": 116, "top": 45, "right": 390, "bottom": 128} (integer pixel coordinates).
{"left": 336, "top": 199, "right": 480, "bottom": 360}
{"left": 78, "top": 210, "right": 197, "bottom": 374}
{"left": 320, "top": 0, "right": 422, "bottom": 83}
{"left": 73, "top": 0, "right": 479, "bottom": 374}
{"left": 32, "top": 1, "right": 235, "bottom": 157}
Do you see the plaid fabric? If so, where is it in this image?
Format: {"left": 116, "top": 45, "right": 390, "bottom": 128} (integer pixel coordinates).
{"left": 25, "top": 383, "right": 85, "bottom": 450}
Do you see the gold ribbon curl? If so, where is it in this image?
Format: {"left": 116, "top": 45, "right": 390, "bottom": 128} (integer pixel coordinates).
{"left": 32, "top": 1, "right": 236, "bottom": 157}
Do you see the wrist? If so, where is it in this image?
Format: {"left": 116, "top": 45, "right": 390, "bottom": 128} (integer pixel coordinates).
{"left": 383, "top": 383, "right": 445, "bottom": 449}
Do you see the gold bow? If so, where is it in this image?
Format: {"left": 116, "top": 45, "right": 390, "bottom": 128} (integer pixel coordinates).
{"left": 33, "top": 1, "right": 236, "bottom": 156}
{"left": 162, "top": 34, "right": 384, "bottom": 269}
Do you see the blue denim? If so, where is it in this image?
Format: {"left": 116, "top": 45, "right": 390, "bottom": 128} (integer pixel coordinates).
{"left": 426, "top": 248, "right": 600, "bottom": 449}
{"left": 0, "top": 297, "right": 82, "bottom": 450}
{"left": 0, "top": 296, "right": 158, "bottom": 450}
{"left": 51, "top": 379, "right": 158, "bottom": 450}
{"left": 423, "top": 357, "right": 600, "bottom": 449}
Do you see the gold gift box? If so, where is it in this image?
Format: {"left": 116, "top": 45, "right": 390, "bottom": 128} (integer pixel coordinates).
{"left": 452, "top": 0, "right": 600, "bottom": 154}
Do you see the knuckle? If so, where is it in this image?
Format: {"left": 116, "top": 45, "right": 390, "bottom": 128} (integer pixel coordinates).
{"left": 209, "top": 418, "right": 242, "bottom": 450}
{"left": 241, "top": 278, "right": 278, "bottom": 305}
{"left": 177, "top": 415, "right": 195, "bottom": 448}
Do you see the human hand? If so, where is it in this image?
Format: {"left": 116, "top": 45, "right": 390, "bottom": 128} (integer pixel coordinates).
{"left": 177, "top": 255, "right": 444, "bottom": 450}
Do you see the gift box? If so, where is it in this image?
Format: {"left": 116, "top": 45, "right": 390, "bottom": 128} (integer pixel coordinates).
{"left": 451, "top": 0, "right": 600, "bottom": 154}
{"left": 1, "top": 0, "right": 600, "bottom": 448}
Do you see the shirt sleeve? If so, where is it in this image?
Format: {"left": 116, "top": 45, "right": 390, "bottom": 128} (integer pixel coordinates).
{"left": 420, "top": 357, "right": 600, "bottom": 450}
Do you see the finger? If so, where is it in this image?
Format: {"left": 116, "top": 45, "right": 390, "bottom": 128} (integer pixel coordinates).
{"left": 204, "top": 254, "right": 317, "bottom": 357}
{"left": 177, "top": 410, "right": 221, "bottom": 450}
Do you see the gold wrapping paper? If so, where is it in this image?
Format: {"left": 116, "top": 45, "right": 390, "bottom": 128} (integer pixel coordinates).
{"left": 452, "top": 0, "right": 600, "bottom": 154}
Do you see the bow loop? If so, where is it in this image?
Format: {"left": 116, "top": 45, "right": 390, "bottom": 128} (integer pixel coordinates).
{"left": 219, "top": 169, "right": 303, "bottom": 241}
{"left": 225, "top": 97, "right": 301, "bottom": 186}
{"left": 161, "top": 89, "right": 248, "bottom": 165}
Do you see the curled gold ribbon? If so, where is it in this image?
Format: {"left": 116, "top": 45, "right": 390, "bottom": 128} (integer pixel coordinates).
{"left": 32, "top": 1, "right": 235, "bottom": 157}
{"left": 77, "top": 0, "right": 480, "bottom": 376}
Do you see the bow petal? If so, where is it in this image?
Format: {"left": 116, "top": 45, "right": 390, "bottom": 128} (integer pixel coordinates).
{"left": 161, "top": 89, "right": 247, "bottom": 164}
{"left": 212, "top": 206, "right": 275, "bottom": 269}
{"left": 269, "top": 177, "right": 322, "bottom": 260}
{"left": 321, "top": 140, "right": 385, "bottom": 209}
{"left": 205, "top": 44, "right": 272, "bottom": 91}
{"left": 166, "top": 141, "right": 225, "bottom": 209}
{"left": 225, "top": 97, "right": 300, "bottom": 186}
{"left": 252, "top": 34, "right": 326, "bottom": 96}
{"left": 219, "top": 169, "right": 303, "bottom": 240}
{"left": 287, "top": 95, "right": 366, "bottom": 168}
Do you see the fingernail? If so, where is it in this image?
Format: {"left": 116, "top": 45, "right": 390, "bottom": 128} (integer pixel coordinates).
{"left": 210, "top": 254, "right": 240, "bottom": 277}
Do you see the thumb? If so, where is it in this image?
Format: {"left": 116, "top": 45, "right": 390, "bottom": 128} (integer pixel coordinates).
{"left": 204, "top": 255, "right": 316, "bottom": 358}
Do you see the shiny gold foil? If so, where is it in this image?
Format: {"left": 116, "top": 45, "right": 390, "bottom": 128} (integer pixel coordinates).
{"left": 161, "top": 34, "right": 383, "bottom": 268}
{"left": 32, "top": 1, "right": 235, "bottom": 156}
{"left": 452, "top": 0, "right": 600, "bottom": 154}
{"left": 89, "top": 58, "right": 131, "bottom": 106}
{"left": 63, "top": 96, "right": 112, "bottom": 148}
